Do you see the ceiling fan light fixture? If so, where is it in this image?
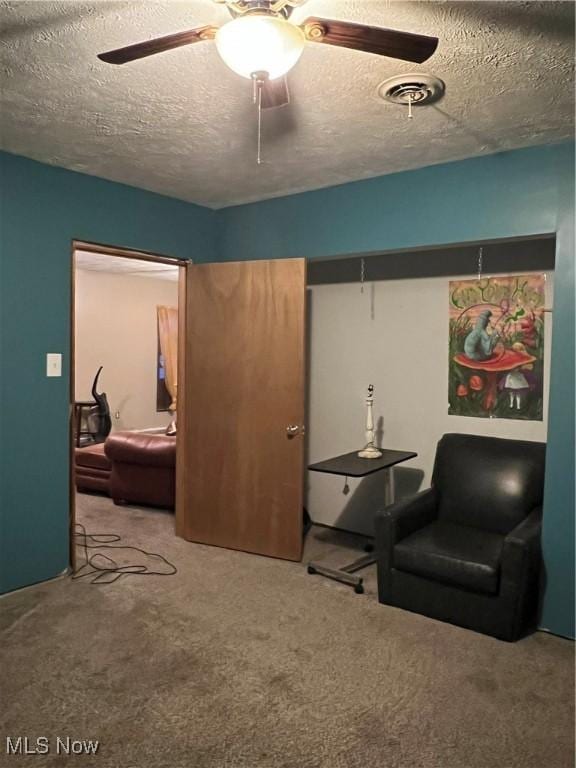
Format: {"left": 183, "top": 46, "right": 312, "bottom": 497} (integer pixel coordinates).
{"left": 215, "top": 15, "right": 305, "bottom": 80}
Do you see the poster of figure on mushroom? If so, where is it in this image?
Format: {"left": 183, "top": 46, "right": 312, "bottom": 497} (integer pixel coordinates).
{"left": 448, "top": 274, "right": 545, "bottom": 420}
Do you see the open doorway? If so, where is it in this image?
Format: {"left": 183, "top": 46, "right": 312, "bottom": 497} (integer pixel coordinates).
{"left": 70, "top": 241, "right": 188, "bottom": 570}
{"left": 69, "top": 250, "right": 308, "bottom": 572}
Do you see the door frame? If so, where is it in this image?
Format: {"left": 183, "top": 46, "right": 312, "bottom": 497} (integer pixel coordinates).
{"left": 69, "top": 239, "right": 190, "bottom": 570}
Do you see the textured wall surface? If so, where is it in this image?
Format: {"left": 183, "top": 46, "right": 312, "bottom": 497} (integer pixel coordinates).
{"left": 0, "top": 1, "right": 574, "bottom": 207}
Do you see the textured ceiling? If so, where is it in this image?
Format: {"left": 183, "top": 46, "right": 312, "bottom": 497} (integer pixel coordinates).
{"left": 76, "top": 250, "right": 179, "bottom": 280}
{"left": 1, "top": 1, "right": 574, "bottom": 208}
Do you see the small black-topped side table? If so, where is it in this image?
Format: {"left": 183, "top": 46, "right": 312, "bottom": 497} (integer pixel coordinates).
{"left": 307, "top": 448, "right": 417, "bottom": 594}
{"left": 74, "top": 400, "right": 97, "bottom": 447}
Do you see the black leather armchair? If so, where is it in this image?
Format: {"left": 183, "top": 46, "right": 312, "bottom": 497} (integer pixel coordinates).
{"left": 375, "top": 434, "right": 546, "bottom": 641}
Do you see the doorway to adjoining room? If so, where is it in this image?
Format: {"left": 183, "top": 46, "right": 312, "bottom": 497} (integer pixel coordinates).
{"left": 71, "top": 242, "right": 186, "bottom": 580}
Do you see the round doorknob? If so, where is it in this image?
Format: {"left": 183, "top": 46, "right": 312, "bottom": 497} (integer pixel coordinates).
{"left": 286, "top": 424, "right": 300, "bottom": 436}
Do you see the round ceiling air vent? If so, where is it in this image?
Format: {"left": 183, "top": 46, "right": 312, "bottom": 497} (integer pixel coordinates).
{"left": 377, "top": 73, "right": 445, "bottom": 106}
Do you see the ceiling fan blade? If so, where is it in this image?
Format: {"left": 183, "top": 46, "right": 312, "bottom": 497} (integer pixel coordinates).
{"left": 97, "top": 25, "right": 218, "bottom": 65}
{"left": 301, "top": 17, "right": 438, "bottom": 63}
{"left": 261, "top": 77, "right": 290, "bottom": 110}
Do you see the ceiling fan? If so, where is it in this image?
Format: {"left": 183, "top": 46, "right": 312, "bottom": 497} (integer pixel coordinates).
{"left": 97, "top": 0, "right": 439, "bottom": 110}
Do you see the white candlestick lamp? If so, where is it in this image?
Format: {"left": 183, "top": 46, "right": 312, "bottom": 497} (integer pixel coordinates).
{"left": 358, "top": 384, "right": 382, "bottom": 459}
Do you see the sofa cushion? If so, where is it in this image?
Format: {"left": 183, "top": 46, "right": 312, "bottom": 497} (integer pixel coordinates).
{"left": 104, "top": 432, "right": 176, "bottom": 467}
{"left": 75, "top": 444, "right": 111, "bottom": 494}
{"left": 75, "top": 442, "right": 112, "bottom": 471}
{"left": 393, "top": 521, "right": 504, "bottom": 595}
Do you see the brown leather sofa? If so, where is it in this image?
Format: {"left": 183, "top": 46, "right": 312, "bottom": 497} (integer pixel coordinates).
{"left": 104, "top": 431, "right": 176, "bottom": 509}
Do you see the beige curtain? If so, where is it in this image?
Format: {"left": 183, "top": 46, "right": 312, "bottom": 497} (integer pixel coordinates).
{"left": 157, "top": 306, "right": 178, "bottom": 411}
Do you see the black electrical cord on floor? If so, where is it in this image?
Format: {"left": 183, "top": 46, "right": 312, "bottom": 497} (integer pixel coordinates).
{"left": 72, "top": 522, "right": 177, "bottom": 584}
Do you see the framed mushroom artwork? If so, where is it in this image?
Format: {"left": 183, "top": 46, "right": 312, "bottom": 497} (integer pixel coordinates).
{"left": 448, "top": 274, "right": 545, "bottom": 420}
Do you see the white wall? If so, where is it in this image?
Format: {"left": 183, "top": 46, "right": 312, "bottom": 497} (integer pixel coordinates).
{"left": 75, "top": 269, "right": 179, "bottom": 432}
{"left": 306, "top": 270, "right": 553, "bottom": 536}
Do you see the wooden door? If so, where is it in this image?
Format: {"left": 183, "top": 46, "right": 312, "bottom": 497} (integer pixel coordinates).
{"left": 177, "top": 258, "right": 306, "bottom": 561}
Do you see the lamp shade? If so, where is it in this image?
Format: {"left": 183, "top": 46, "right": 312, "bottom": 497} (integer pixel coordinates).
{"left": 215, "top": 15, "right": 305, "bottom": 80}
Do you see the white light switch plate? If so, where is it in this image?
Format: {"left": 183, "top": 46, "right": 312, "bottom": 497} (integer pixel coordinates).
{"left": 46, "top": 353, "right": 62, "bottom": 377}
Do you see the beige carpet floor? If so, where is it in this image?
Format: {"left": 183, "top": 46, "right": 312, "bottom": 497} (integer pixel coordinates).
{"left": 0, "top": 493, "right": 574, "bottom": 768}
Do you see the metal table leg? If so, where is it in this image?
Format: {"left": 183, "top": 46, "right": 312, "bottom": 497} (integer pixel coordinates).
{"left": 307, "top": 467, "right": 395, "bottom": 594}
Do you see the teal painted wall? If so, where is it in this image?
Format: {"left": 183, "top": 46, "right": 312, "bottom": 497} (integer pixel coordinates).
{"left": 218, "top": 143, "right": 575, "bottom": 638}
{"left": 0, "top": 152, "right": 216, "bottom": 593}
{"left": 540, "top": 147, "right": 575, "bottom": 638}
{"left": 1, "top": 144, "right": 574, "bottom": 637}
{"left": 218, "top": 144, "right": 566, "bottom": 261}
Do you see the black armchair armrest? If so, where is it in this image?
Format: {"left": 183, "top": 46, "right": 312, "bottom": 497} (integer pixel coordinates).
{"left": 375, "top": 487, "right": 439, "bottom": 560}
{"left": 501, "top": 506, "right": 542, "bottom": 589}
{"left": 504, "top": 505, "right": 542, "bottom": 547}
{"left": 500, "top": 506, "right": 543, "bottom": 634}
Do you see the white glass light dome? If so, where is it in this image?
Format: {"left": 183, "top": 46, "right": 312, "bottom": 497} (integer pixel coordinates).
{"left": 215, "top": 15, "right": 305, "bottom": 80}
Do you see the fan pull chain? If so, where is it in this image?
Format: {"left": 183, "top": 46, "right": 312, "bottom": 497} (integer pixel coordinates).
{"left": 360, "top": 256, "right": 366, "bottom": 293}
{"left": 257, "top": 83, "right": 263, "bottom": 165}
{"left": 408, "top": 92, "right": 414, "bottom": 120}
{"left": 251, "top": 73, "right": 266, "bottom": 165}
{"left": 477, "top": 246, "right": 484, "bottom": 281}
